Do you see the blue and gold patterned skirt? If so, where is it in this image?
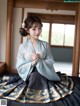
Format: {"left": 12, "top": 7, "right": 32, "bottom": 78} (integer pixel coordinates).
{"left": 0, "top": 67, "right": 80, "bottom": 104}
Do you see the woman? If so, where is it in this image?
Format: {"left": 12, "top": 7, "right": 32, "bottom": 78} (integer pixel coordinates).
{"left": 16, "top": 15, "right": 74, "bottom": 103}
{"left": 0, "top": 15, "right": 80, "bottom": 106}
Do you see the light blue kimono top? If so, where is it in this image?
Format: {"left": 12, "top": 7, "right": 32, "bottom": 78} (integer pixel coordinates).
{"left": 16, "top": 38, "right": 60, "bottom": 81}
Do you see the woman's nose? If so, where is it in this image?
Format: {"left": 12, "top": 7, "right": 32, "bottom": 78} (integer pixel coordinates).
{"left": 36, "top": 29, "right": 40, "bottom": 34}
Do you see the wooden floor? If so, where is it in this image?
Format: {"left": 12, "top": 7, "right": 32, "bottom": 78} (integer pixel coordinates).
{"left": 54, "top": 62, "right": 72, "bottom": 76}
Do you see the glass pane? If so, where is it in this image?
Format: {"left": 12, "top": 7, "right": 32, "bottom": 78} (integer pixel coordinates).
{"left": 64, "top": 24, "right": 75, "bottom": 46}
{"left": 51, "top": 24, "right": 64, "bottom": 45}
{"left": 39, "top": 23, "right": 49, "bottom": 42}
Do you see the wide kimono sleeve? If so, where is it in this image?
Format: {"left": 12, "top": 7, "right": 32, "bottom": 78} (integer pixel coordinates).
{"left": 36, "top": 42, "right": 60, "bottom": 81}
{"left": 16, "top": 44, "right": 34, "bottom": 81}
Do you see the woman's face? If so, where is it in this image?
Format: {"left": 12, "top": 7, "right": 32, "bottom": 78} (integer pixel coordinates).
{"left": 28, "top": 23, "right": 42, "bottom": 39}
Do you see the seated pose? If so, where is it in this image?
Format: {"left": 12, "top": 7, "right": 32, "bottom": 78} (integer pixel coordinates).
{"left": 16, "top": 15, "right": 74, "bottom": 103}
{"left": 0, "top": 15, "right": 80, "bottom": 106}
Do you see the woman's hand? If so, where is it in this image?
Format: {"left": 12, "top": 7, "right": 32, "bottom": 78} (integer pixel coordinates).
{"left": 32, "top": 53, "right": 40, "bottom": 60}
{"left": 31, "top": 53, "right": 40, "bottom": 66}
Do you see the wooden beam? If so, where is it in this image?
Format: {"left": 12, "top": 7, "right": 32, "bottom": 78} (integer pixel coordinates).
{"left": 6, "top": 0, "right": 14, "bottom": 72}
{"left": 15, "top": 0, "right": 64, "bottom": 2}
{"left": 72, "top": 3, "right": 80, "bottom": 76}
{"left": 14, "top": 0, "right": 78, "bottom": 11}
{"left": 29, "top": 13, "right": 75, "bottom": 24}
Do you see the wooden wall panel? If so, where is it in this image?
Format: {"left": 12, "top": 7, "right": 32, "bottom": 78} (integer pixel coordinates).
{"left": 6, "top": 0, "right": 14, "bottom": 71}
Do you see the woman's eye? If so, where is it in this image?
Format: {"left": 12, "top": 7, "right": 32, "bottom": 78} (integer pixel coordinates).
{"left": 33, "top": 28, "right": 35, "bottom": 30}
{"left": 39, "top": 27, "right": 41, "bottom": 30}
{"left": 32, "top": 27, "right": 42, "bottom": 30}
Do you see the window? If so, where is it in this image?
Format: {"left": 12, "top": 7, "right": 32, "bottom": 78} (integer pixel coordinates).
{"left": 51, "top": 23, "right": 75, "bottom": 46}
{"left": 64, "top": 24, "right": 75, "bottom": 46}
{"left": 51, "top": 24, "right": 64, "bottom": 46}
{"left": 39, "top": 23, "right": 49, "bottom": 42}
{"left": 28, "top": 13, "right": 75, "bottom": 47}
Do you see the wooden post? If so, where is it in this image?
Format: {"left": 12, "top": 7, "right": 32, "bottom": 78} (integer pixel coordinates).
{"left": 72, "top": 3, "right": 80, "bottom": 76}
{"left": 48, "top": 18, "right": 52, "bottom": 45}
{"left": 6, "top": 0, "right": 14, "bottom": 71}
{"left": 20, "top": 8, "right": 24, "bottom": 43}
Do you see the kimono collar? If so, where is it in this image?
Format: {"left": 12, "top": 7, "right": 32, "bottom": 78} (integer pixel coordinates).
{"left": 27, "top": 38, "right": 40, "bottom": 53}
